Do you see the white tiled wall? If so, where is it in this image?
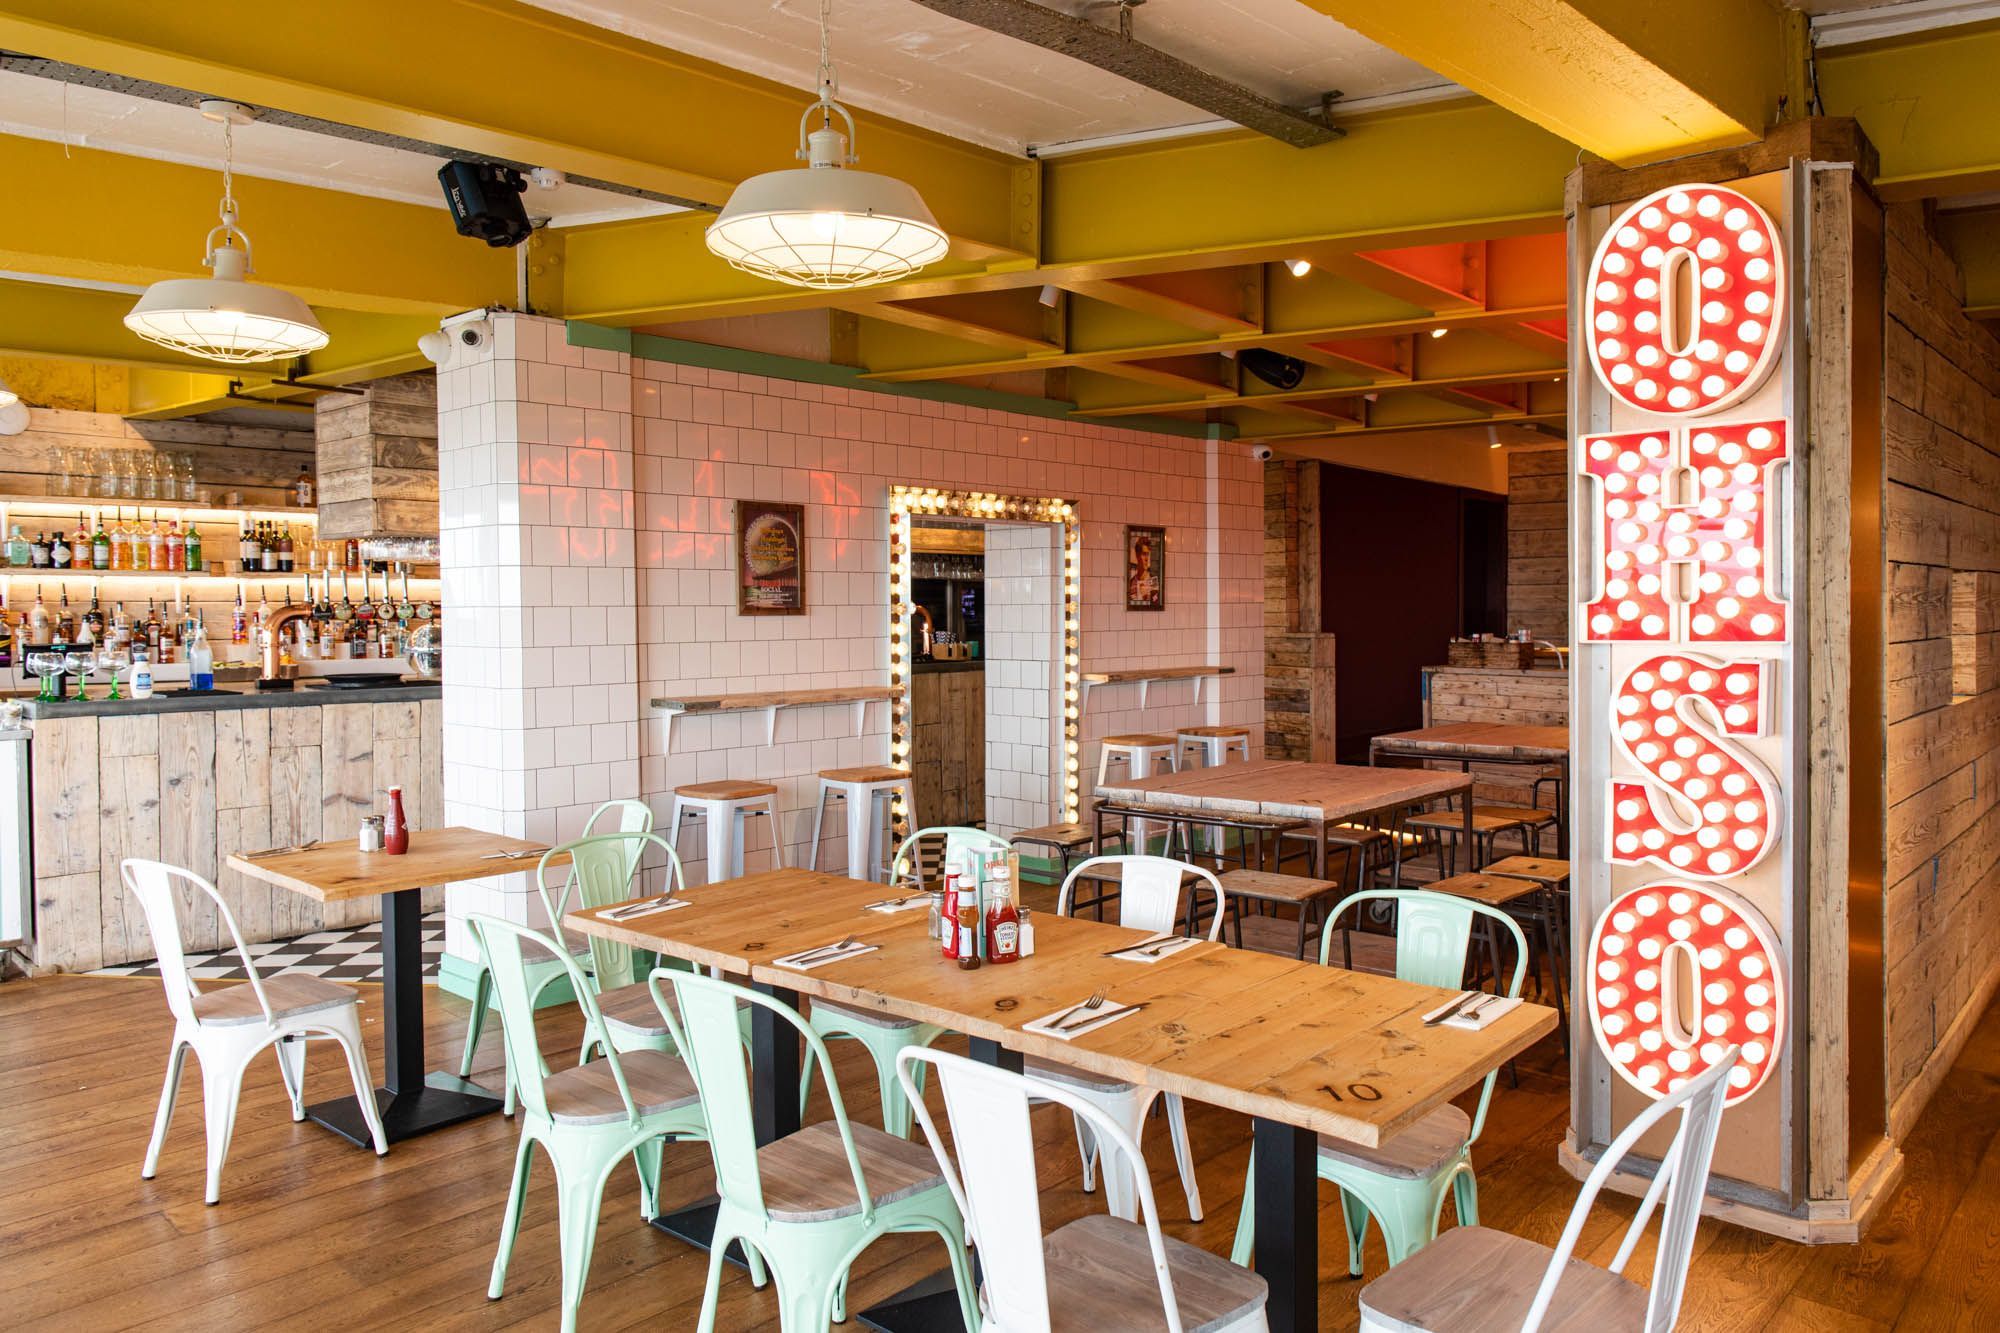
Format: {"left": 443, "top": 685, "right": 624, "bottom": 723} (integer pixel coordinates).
{"left": 983, "top": 525, "right": 1059, "bottom": 834}
{"left": 437, "top": 313, "right": 1266, "bottom": 963}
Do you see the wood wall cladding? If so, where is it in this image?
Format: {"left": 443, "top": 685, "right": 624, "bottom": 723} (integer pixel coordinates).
{"left": 1423, "top": 666, "right": 1568, "bottom": 809}
{"left": 1263, "top": 460, "right": 1333, "bottom": 759}
{"left": 911, "top": 668, "right": 985, "bottom": 828}
{"left": 5, "top": 407, "right": 314, "bottom": 508}
{"left": 30, "top": 698, "right": 442, "bottom": 971}
{"left": 1506, "top": 448, "right": 1568, "bottom": 646}
{"left": 1880, "top": 201, "right": 2000, "bottom": 1142}
{"left": 314, "top": 373, "right": 439, "bottom": 540}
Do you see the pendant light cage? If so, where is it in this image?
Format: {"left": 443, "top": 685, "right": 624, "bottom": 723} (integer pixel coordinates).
{"left": 704, "top": 0, "right": 949, "bottom": 290}
{"left": 124, "top": 107, "right": 330, "bottom": 364}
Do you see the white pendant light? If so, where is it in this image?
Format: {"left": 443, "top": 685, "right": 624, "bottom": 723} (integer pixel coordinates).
{"left": 705, "top": 0, "right": 948, "bottom": 290}
{"left": 124, "top": 101, "right": 329, "bottom": 364}
{"left": 0, "top": 381, "right": 25, "bottom": 437}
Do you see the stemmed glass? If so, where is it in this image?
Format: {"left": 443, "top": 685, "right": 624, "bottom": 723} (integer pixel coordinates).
{"left": 99, "top": 650, "right": 127, "bottom": 702}
{"left": 24, "top": 650, "right": 65, "bottom": 703}
{"left": 62, "top": 651, "right": 95, "bottom": 703}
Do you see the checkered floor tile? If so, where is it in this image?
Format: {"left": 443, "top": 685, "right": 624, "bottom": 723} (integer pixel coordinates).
{"left": 91, "top": 913, "right": 448, "bottom": 983}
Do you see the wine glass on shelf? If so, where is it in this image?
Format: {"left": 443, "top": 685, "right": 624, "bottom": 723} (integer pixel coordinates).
{"left": 24, "top": 650, "right": 64, "bottom": 703}
{"left": 53, "top": 448, "right": 76, "bottom": 497}
{"left": 94, "top": 451, "right": 118, "bottom": 499}
{"left": 178, "top": 454, "right": 198, "bottom": 501}
{"left": 62, "top": 651, "right": 95, "bottom": 703}
{"left": 119, "top": 450, "right": 140, "bottom": 500}
{"left": 99, "top": 649, "right": 126, "bottom": 703}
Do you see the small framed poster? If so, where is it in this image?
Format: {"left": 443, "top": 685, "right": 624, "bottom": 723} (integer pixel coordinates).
{"left": 736, "top": 500, "right": 806, "bottom": 615}
{"left": 1125, "top": 524, "right": 1166, "bottom": 611}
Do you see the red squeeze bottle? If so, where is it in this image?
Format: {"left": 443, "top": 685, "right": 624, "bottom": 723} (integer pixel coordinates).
{"left": 383, "top": 786, "right": 409, "bottom": 855}
{"left": 941, "top": 870, "right": 960, "bottom": 961}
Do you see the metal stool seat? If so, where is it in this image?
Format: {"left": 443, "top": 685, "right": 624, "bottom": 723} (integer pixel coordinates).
{"left": 805, "top": 766, "right": 916, "bottom": 883}
{"left": 669, "top": 781, "right": 784, "bottom": 884}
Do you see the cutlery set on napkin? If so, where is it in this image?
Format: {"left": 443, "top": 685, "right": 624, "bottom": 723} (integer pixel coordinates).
{"left": 1420, "top": 990, "right": 1522, "bottom": 1030}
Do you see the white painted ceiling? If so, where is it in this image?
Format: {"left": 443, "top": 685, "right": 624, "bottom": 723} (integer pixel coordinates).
{"left": 0, "top": 70, "right": 681, "bottom": 227}
{"left": 525, "top": 0, "right": 1452, "bottom": 155}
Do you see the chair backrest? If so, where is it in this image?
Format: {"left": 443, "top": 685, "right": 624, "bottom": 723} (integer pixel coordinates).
{"left": 1523, "top": 1048, "right": 1741, "bottom": 1333}
{"left": 890, "top": 824, "right": 1010, "bottom": 888}
{"left": 467, "top": 913, "right": 645, "bottom": 1127}
{"left": 121, "top": 858, "right": 270, "bottom": 1028}
{"left": 1057, "top": 854, "right": 1227, "bottom": 941}
{"left": 1319, "top": 888, "right": 1528, "bottom": 1142}
{"left": 585, "top": 798, "right": 655, "bottom": 837}
{"left": 653, "top": 968, "right": 872, "bottom": 1227}
{"left": 537, "top": 831, "right": 681, "bottom": 991}
{"left": 898, "top": 1047, "right": 1197, "bottom": 1333}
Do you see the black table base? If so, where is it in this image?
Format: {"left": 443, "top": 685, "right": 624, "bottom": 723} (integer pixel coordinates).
{"left": 307, "top": 1072, "right": 500, "bottom": 1148}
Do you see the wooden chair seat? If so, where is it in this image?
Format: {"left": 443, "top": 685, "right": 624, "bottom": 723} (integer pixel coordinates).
{"left": 810, "top": 996, "right": 926, "bottom": 1030}
{"left": 1318, "top": 1103, "right": 1470, "bottom": 1181}
{"left": 191, "top": 975, "right": 358, "bottom": 1027}
{"left": 1357, "top": 1224, "right": 1648, "bottom": 1331}
{"left": 756, "top": 1120, "right": 946, "bottom": 1222}
{"left": 818, "top": 765, "right": 911, "bottom": 784}
{"left": 598, "top": 979, "right": 752, "bottom": 1037}
{"left": 1102, "top": 732, "right": 1175, "bottom": 748}
{"left": 675, "top": 779, "right": 778, "bottom": 800}
{"left": 1044, "top": 1214, "right": 1268, "bottom": 1333}
{"left": 1178, "top": 724, "right": 1251, "bottom": 738}
{"left": 1217, "top": 868, "right": 1341, "bottom": 906}
{"left": 1481, "top": 855, "right": 1571, "bottom": 885}
{"left": 1013, "top": 821, "right": 1094, "bottom": 849}
{"left": 542, "top": 1048, "right": 699, "bottom": 1126}
{"left": 1404, "top": 811, "right": 1528, "bottom": 836}
{"left": 1473, "top": 804, "right": 1558, "bottom": 828}
{"left": 1427, "top": 873, "right": 1542, "bottom": 908}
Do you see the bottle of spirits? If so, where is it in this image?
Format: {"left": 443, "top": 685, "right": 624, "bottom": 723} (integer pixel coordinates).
{"left": 254, "top": 586, "right": 270, "bottom": 639}
{"left": 184, "top": 520, "right": 202, "bottom": 575}
{"left": 55, "top": 587, "right": 74, "bottom": 642}
{"left": 238, "top": 519, "right": 255, "bottom": 572}
{"left": 73, "top": 512, "right": 89, "bottom": 564}
{"left": 165, "top": 518, "right": 184, "bottom": 572}
{"left": 111, "top": 601, "right": 130, "bottom": 656}
{"left": 49, "top": 528, "right": 70, "bottom": 570}
{"left": 28, "top": 584, "right": 50, "bottom": 644}
{"left": 344, "top": 537, "right": 360, "bottom": 573}
{"left": 83, "top": 590, "right": 104, "bottom": 643}
{"left": 260, "top": 523, "right": 278, "bottom": 572}
{"left": 294, "top": 465, "right": 315, "bottom": 507}
{"left": 29, "top": 532, "right": 49, "bottom": 569}
{"left": 187, "top": 618, "right": 214, "bottom": 691}
{"left": 147, "top": 512, "right": 165, "bottom": 572}
{"left": 92, "top": 512, "right": 109, "bottom": 571}
{"left": 143, "top": 598, "right": 163, "bottom": 652}
{"left": 6, "top": 524, "right": 24, "bottom": 568}
{"left": 278, "top": 524, "right": 295, "bottom": 573}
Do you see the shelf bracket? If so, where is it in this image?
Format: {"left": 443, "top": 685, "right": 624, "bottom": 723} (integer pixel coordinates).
{"left": 1138, "top": 678, "right": 1151, "bottom": 709}
{"left": 762, "top": 705, "right": 780, "bottom": 748}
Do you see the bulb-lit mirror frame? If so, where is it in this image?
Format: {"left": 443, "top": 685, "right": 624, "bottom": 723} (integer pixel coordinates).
{"left": 887, "top": 485, "right": 1083, "bottom": 831}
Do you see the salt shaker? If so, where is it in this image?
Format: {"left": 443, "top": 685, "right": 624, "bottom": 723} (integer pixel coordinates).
{"left": 359, "top": 815, "right": 385, "bottom": 852}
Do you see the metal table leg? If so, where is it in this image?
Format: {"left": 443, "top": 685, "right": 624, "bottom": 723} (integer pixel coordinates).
{"left": 1254, "top": 1117, "right": 1319, "bottom": 1333}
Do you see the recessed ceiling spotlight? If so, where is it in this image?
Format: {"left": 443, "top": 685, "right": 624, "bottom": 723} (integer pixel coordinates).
{"left": 1487, "top": 426, "right": 1503, "bottom": 450}
{"left": 1285, "top": 259, "right": 1312, "bottom": 278}
{"left": 1037, "top": 284, "right": 1060, "bottom": 308}
{"left": 1430, "top": 327, "right": 1449, "bottom": 339}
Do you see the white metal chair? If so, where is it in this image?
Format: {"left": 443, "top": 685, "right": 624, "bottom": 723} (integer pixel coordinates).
{"left": 899, "top": 1047, "right": 1269, "bottom": 1333}
{"left": 1034, "top": 853, "right": 1226, "bottom": 1221}
{"left": 123, "top": 858, "right": 388, "bottom": 1204}
{"left": 1357, "top": 1048, "right": 1741, "bottom": 1332}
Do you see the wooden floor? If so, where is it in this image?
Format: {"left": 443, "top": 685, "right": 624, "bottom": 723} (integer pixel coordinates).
{"left": 3, "top": 965, "right": 1997, "bottom": 1331}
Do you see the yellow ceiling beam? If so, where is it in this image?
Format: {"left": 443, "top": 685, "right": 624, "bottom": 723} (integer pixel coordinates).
{"left": 1818, "top": 24, "right": 2000, "bottom": 200}
{"left": 0, "top": 136, "right": 508, "bottom": 316}
{"left": 1934, "top": 208, "right": 2000, "bottom": 318}
{"left": 0, "top": 0, "right": 1025, "bottom": 254}
{"left": 1297, "top": 0, "right": 1800, "bottom": 167}
{"left": 845, "top": 292, "right": 1060, "bottom": 356}
{"left": 1064, "top": 273, "right": 1262, "bottom": 337}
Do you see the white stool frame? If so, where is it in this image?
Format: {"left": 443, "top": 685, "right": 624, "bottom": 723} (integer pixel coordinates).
{"left": 1096, "top": 739, "right": 1178, "bottom": 854}
{"left": 806, "top": 773, "right": 917, "bottom": 883}
{"left": 669, "top": 788, "right": 785, "bottom": 884}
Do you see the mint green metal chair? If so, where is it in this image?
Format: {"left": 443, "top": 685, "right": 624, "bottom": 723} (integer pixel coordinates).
{"left": 660, "top": 969, "right": 979, "bottom": 1333}
{"left": 472, "top": 915, "right": 708, "bottom": 1333}
{"left": 1231, "top": 888, "right": 1528, "bottom": 1274}
{"left": 799, "top": 824, "right": 1006, "bottom": 1137}
{"left": 459, "top": 799, "right": 654, "bottom": 1095}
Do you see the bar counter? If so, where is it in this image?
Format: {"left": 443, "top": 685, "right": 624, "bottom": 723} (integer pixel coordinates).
{"left": 18, "top": 680, "right": 444, "bottom": 972}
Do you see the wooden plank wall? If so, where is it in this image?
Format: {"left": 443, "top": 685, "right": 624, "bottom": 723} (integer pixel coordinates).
{"left": 1424, "top": 665, "right": 1568, "bottom": 811}
{"left": 6, "top": 408, "right": 313, "bottom": 509}
{"left": 313, "top": 374, "right": 439, "bottom": 540}
{"left": 1880, "top": 201, "right": 2000, "bottom": 1141}
{"left": 911, "top": 668, "right": 985, "bottom": 827}
{"left": 1506, "top": 448, "right": 1568, "bottom": 646}
{"left": 1263, "top": 459, "right": 1335, "bottom": 760}
{"left": 30, "top": 698, "right": 443, "bottom": 970}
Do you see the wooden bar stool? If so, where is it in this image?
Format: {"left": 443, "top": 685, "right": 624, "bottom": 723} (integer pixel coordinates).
{"left": 806, "top": 765, "right": 916, "bottom": 883}
{"left": 1482, "top": 854, "right": 1573, "bottom": 1053}
{"left": 1404, "top": 803, "right": 1529, "bottom": 876}
{"left": 669, "top": 780, "right": 784, "bottom": 883}
{"left": 1472, "top": 803, "right": 1559, "bottom": 855}
{"left": 1011, "top": 821, "right": 1093, "bottom": 885}
{"left": 1431, "top": 871, "right": 1568, "bottom": 1054}
{"left": 1096, "top": 734, "right": 1177, "bottom": 853}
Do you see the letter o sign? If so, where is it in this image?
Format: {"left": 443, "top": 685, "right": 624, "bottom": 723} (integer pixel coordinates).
{"left": 1586, "top": 185, "right": 1785, "bottom": 415}
{"left": 1586, "top": 880, "right": 1784, "bottom": 1107}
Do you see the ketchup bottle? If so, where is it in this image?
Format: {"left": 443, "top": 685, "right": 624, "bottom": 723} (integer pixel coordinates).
{"left": 383, "top": 785, "right": 409, "bottom": 855}
{"left": 987, "top": 853, "right": 1020, "bottom": 963}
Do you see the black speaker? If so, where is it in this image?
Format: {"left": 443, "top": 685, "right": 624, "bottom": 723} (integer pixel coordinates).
{"left": 1240, "top": 348, "right": 1306, "bottom": 391}
{"left": 438, "top": 161, "right": 533, "bottom": 248}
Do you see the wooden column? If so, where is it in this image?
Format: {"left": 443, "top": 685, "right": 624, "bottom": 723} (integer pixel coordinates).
{"left": 1264, "top": 459, "right": 1336, "bottom": 760}
{"left": 314, "top": 373, "right": 439, "bottom": 539}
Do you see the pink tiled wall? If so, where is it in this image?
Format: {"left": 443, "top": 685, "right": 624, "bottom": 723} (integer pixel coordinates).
{"left": 437, "top": 314, "right": 1265, "bottom": 954}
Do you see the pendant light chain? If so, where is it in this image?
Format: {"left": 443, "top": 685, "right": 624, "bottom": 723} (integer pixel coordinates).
{"left": 218, "top": 116, "right": 239, "bottom": 234}
{"left": 817, "top": 0, "right": 836, "bottom": 104}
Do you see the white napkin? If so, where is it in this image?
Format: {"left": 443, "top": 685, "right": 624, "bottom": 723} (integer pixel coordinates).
{"left": 774, "top": 941, "right": 881, "bottom": 971}
{"left": 1421, "top": 993, "right": 1523, "bottom": 1030}
{"left": 863, "top": 894, "right": 932, "bottom": 915}
{"left": 1023, "top": 1000, "right": 1147, "bottom": 1041}
{"left": 603, "top": 897, "right": 689, "bottom": 922}
{"left": 1103, "top": 935, "right": 1199, "bottom": 964}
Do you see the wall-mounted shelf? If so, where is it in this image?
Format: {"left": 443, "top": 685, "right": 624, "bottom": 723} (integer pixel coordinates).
{"left": 0, "top": 567, "right": 217, "bottom": 580}
{"left": 1080, "top": 664, "right": 1235, "bottom": 710}
{"left": 0, "top": 496, "right": 319, "bottom": 525}
{"left": 651, "top": 685, "right": 898, "bottom": 749}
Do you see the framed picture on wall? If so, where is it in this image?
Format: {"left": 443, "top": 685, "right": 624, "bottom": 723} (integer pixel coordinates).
{"left": 1125, "top": 524, "right": 1166, "bottom": 611}
{"left": 736, "top": 499, "right": 806, "bottom": 615}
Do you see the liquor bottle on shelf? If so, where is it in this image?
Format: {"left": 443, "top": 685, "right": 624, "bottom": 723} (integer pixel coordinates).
{"left": 74, "top": 602, "right": 95, "bottom": 649}
{"left": 49, "top": 527, "right": 70, "bottom": 570}
{"left": 55, "top": 587, "right": 74, "bottom": 642}
{"left": 6, "top": 524, "right": 26, "bottom": 568}
{"left": 147, "top": 512, "right": 165, "bottom": 572}
{"left": 294, "top": 464, "right": 314, "bottom": 507}
{"left": 143, "top": 599, "right": 163, "bottom": 653}
{"left": 188, "top": 618, "right": 214, "bottom": 691}
{"left": 184, "top": 520, "right": 202, "bottom": 574}
{"left": 277, "top": 524, "right": 294, "bottom": 573}
{"left": 73, "top": 512, "right": 88, "bottom": 566}
{"left": 0, "top": 589, "right": 12, "bottom": 669}
{"left": 83, "top": 591, "right": 104, "bottom": 643}
{"left": 27, "top": 584, "right": 50, "bottom": 645}
{"left": 260, "top": 523, "right": 277, "bottom": 572}
{"left": 238, "top": 519, "right": 255, "bottom": 571}
{"left": 110, "top": 602, "right": 131, "bottom": 656}
{"left": 92, "top": 512, "right": 109, "bottom": 571}
{"left": 231, "top": 584, "right": 247, "bottom": 644}
{"left": 107, "top": 510, "right": 123, "bottom": 571}
{"left": 253, "top": 586, "right": 270, "bottom": 640}
{"left": 344, "top": 537, "right": 360, "bottom": 573}
{"left": 165, "top": 518, "right": 184, "bottom": 572}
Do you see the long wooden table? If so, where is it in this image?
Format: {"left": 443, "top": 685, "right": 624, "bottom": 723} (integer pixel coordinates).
{"left": 1369, "top": 723, "right": 1570, "bottom": 856}
{"left": 1097, "top": 758, "right": 1474, "bottom": 881}
{"left": 228, "top": 827, "right": 565, "bottom": 1146}
{"left": 568, "top": 868, "right": 1555, "bottom": 1333}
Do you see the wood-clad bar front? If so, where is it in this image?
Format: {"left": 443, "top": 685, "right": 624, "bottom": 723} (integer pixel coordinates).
{"left": 7, "top": 11, "right": 2000, "bottom": 1331}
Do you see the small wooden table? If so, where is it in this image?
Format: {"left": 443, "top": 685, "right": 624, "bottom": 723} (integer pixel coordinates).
{"left": 1097, "top": 758, "right": 1473, "bottom": 882}
{"left": 227, "top": 827, "right": 564, "bottom": 1147}
{"left": 568, "top": 868, "right": 1554, "bottom": 1333}
{"left": 1369, "top": 723, "right": 1570, "bottom": 856}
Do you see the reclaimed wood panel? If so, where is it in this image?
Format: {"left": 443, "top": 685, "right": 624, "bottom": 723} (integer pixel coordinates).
{"left": 30, "top": 718, "right": 100, "bottom": 970}
{"left": 95, "top": 717, "right": 161, "bottom": 966}
{"left": 159, "top": 712, "right": 219, "bottom": 951}
{"left": 321, "top": 704, "right": 378, "bottom": 929}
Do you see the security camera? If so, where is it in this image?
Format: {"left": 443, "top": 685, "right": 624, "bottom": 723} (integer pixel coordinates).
{"left": 453, "top": 319, "right": 491, "bottom": 351}
{"left": 1250, "top": 444, "right": 1275, "bottom": 462}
